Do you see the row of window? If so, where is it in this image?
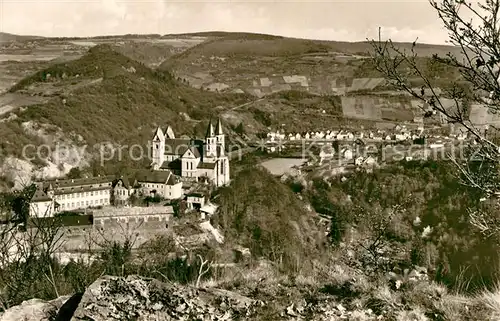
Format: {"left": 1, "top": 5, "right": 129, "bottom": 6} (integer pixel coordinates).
{"left": 184, "top": 161, "right": 195, "bottom": 170}
{"left": 116, "top": 189, "right": 129, "bottom": 196}
{"left": 60, "top": 198, "right": 109, "bottom": 210}
{"left": 145, "top": 183, "right": 162, "bottom": 189}
{"left": 55, "top": 189, "right": 110, "bottom": 200}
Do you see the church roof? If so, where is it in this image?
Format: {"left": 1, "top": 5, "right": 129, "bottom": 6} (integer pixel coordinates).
{"left": 215, "top": 118, "right": 223, "bottom": 135}
{"left": 181, "top": 146, "right": 201, "bottom": 158}
{"left": 206, "top": 119, "right": 215, "bottom": 138}
{"left": 153, "top": 127, "right": 164, "bottom": 141}
{"left": 164, "top": 139, "right": 203, "bottom": 156}
{"left": 198, "top": 162, "right": 216, "bottom": 169}
{"left": 160, "top": 159, "right": 180, "bottom": 171}
{"left": 164, "top": 126, "right": 175, "bottom": 139}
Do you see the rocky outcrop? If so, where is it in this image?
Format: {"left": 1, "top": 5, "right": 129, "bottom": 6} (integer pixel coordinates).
{"left": 0, "top": 296, "right": 69, "bottom": 321}
{"left": 70, "top": 275, "right": 261, "bottom": 320}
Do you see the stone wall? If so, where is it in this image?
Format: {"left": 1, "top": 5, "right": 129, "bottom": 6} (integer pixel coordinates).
{"left": 91, "top": 206, "right": 174, "bottom": 218}
{"left": 59, "top": 206, "right": 176, "bottom": 251}
{"left": 4, "top": 206, "right": 213, "bottom": 255}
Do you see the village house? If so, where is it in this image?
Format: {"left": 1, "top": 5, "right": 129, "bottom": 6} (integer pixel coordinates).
{"left": 134, "top": 170, "right": 183, "bottom": 199}
{"left": 112, "top": 176, "right": 134, "bottom": 206}
{"left": 186, "top": 192, "right": 206, "bottom": 210}
{"left": 111, "top": 170, "right": 194, "bottom": 207}
{"left": 362, "top": 156, "right": 377, "bottom": 167}
{"left": 200, "top": 203, "right": 219, "bottom": 220}
{"left": 319, "top": 144, "right": 335, "bottom": 163}
{"left": 336, "top": 131, "right": 348, "bottom": 140}
{"left": 395, "top": 132, "right": 409, "bottom": 141}
{"left": 29, "top": 189, "right": 55, "bottom": 218}
{"left": 341, "top": 148, "right": 354, "bottom": 160}
{"left": 151, "top": 119, "right": 230, "bottom": 187}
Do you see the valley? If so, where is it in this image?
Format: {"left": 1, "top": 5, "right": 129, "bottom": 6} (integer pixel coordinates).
{"left": 0, "top": 29, "right": 500, "bottom": 321}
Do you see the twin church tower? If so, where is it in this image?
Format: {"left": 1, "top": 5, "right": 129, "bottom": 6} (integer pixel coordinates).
{"left": 150, "top": 118, "right": 230, "bottom": 187}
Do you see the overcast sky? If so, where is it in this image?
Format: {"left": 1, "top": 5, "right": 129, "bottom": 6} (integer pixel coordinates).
{"left": 1, "top": 0, "right": 452, "bottom": 44}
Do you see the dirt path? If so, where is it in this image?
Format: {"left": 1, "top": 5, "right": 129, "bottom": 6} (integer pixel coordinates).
{"left": 230, "top": 98, "right": 265, "bottom": 110}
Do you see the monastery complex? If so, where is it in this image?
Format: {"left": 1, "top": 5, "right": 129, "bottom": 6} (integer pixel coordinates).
{"left": 28, "top": 119, "right": 231, "bottom": 218}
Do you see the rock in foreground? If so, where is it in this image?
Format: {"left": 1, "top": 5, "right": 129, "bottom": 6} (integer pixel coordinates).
{"left": 70, "top": 275, "right": 260, "bottom": 320}
{"left": 0, "top": 296, "right": 70, "bottom": 321}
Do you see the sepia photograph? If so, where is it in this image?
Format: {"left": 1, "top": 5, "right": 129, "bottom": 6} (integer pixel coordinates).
{"left": 1, "top": 0, "right": 500, "bottom": 319}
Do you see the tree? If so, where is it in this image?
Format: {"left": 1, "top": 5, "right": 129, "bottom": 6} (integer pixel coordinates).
{"left": 370, "top": 0, "right": 500, "bottom": 236}
{"left": 0, "top": 182, "right": 64, "bottom": 308}
{"left": 234, "top": 122, "right": 245, "bottom": 135}
{"left": 66, "top": 167, "right": 82, "bottom": 179}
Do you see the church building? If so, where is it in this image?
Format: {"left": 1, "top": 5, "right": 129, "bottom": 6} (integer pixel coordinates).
{"left": 150, "top": 118, "right": 230, "bottom": 187}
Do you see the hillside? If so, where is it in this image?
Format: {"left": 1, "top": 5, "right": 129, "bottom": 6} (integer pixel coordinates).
{"left": 216, "top": 166, "right": 325, "bottom": 271}
{"left": 0, "top": 44, "right": 254, "bottom": 187}
{"left": 159, "top": 33, "right": 463, "bottom": 97}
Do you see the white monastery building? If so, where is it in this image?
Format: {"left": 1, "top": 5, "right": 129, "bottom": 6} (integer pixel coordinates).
{"left": 29, "top": 175, "right": 115, "bottom": 218}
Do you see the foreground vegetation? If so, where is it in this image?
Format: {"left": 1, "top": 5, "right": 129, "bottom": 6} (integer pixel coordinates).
{"left": 1, "top": 159, "right": 500, "bottom": 319}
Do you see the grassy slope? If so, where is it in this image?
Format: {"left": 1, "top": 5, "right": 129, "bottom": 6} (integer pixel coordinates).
{"left": 1, "top": 45, "right": 250, "bottom": 158}
{"left": 215, "top": 165, "right": 326, "bottom": 272}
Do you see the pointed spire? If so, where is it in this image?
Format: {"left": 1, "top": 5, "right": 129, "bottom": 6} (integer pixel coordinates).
{"left": 215, "top": 118, "right": 223, "bottom": 135}
{"left": 153, "top": 126, "right": 164, "bottom": 141}
{"left": 206, "top": 119, "right": 215, "bottom": 138}
{"left": 164, "top": 125, "right": 175, "bottom": 139}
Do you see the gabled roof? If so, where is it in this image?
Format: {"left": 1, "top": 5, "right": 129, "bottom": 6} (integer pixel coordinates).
{"left": 167, "top": 174, "right": 181, "bottom": 186}
{"left": 135, "top": 169, "right": 172, "bottom": 184}
{"left": 187, "top": 192, "right": 205, "bottom": 198}
{"left": 164, "top": 139, "right": 203, "bottom": 156}
{"left": 113, "top": 176, "right": 133, "bottom": 189}
{"left": 31, "top": 189, "right": 52, "bottom": 202}
{"left": 181, "top": 146, "right": 201, "bottom": 159}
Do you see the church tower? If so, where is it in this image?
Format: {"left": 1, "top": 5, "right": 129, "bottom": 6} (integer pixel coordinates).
{"left": 204, "top": 119, "right": 217, "bottom": 161}
{"left": 213, "top": 118, "right": 230, "bottom": 187}
{"left": 151, "top": 127, "right": 165, "bottom": 170}
{"left": 215, "top": 118, "right": 225, "bottom": 157}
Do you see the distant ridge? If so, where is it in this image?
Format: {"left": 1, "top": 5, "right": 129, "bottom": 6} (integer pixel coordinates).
{"left": 0, "top": 30, "right": 455, "bottom": 49}
{"left": 0, "top": 32, "right": 45, "bottom": 42}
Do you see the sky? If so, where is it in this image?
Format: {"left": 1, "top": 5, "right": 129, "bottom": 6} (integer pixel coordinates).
{"left": 1, "top": 0, "right": 453, "bottom": 44}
